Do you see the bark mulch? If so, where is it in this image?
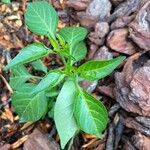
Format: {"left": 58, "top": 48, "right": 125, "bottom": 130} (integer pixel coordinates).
{"left": 0, "top": 0, "right": 150, "bottom": 149}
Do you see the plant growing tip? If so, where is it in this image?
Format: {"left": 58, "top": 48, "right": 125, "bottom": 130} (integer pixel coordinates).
{"left": 5, "top": 1, "right": 126, "bottom": 149}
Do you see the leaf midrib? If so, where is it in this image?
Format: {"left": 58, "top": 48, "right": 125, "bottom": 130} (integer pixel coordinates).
{"left": 79, "top": 59, "right": 119, "bottom": 74}
{"left": 21, "top": 94, "right": 39, "bottom": 119}
{"left": 79, "top": 91, "right": 99, "bottom": 135}
{"left": 29, "top": 4, "right": 52, "bottom": 36}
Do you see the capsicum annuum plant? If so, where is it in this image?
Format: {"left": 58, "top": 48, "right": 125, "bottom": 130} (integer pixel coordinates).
{"left": 5, "top": 1, "right": 125, "bottom": 149}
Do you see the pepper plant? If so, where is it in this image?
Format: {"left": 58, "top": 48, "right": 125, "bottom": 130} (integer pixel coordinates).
{"left": 5, "top": 1, "right": 125, "bottom": 149}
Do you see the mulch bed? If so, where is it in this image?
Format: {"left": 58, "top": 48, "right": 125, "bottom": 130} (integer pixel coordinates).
{"left": 0, "top": 0, "right": 150, "bottom": 149}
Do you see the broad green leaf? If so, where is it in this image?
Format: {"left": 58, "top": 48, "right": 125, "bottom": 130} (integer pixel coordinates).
{"left": 31, "top": 71, "right": 64, "bottom": 95}
{"left": 1, "top": 0, "right": 10, "bottom": 3}
{"left": 10, "top": 65, "right": 33, "bottom": 90}
{"left": 12, "top": 90, "right": 47, "bottom": 122}
{"left": 54, "top": 80, "right": 79, "bottom": 149}
{"left": 70, "top": 41, "right": 87, "bottom": 64}
{"left": 74, "top": 88, "right": 108, "bottom": 137}
{"left": 16, "top": 83, "right": 36, "bottom": 93}
{"left": 5, "top": 43, "right": 52, "bottom": 70}
{"left": 25, "top": 1, "right": 58, "bottom": 38}
{"left": 78, "top": 56, "right": 126, "bottom": 81}
{"left": 59, "top": 27, "right": 87, "bottom": 48}
{"left": 31, "top": 59, "right": 47, "bottom": 73}
{"left": 11, "top": 65, "right": 30, "bottom": 76}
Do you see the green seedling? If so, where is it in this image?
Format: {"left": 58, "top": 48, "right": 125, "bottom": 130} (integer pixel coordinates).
{"left": 5, "top": 1, "right": 125, "bottom": 149}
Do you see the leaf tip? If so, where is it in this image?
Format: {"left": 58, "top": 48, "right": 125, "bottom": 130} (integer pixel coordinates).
{"left": 60, "top": 142, "right": 66, "bottom": 150}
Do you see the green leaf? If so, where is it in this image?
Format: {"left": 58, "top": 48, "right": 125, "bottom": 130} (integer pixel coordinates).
{"left": 25, "top": 1, "right": 58, "bottom": 38}
{"left": 10, "top": 65, "right": 33, "bottom": 90}
{"left": 48, "top": 100, "right": 55, "bottom": 118}
{"left": 5, "top": 43, "right": 52, "bottom": 70}
{"left": 59, "top": 27, "right": 87, "bottom": 48}
{"left": 10, "top": 65, "right": 30, "bottom": 76}
{"left": 31, "top": 59, "right": 47, "bottom": 73}
{"left": 16, "top": 83, "right": 36, "bottom": 93}
{"left": 12, "top": 90, "right": 47, "bottom": 122}
{"left": 54, "top": 79, "right": 79, "bottom": 149}
{"left": 1, "top": 0, "right": 10, "bottom": 3}
{"left": 46, "top": 87, "right": 59, "bottom": 98}
{"left": 31, "top": 71, "right": 64, "bottom": 95}
{"left": 74, "top": 88, "right": 108, "bottom": 137}
{"left": 70, "top": 41, "right": 87, "bottom": 64}
{"left": 78, "top": 56, "right": 126, "bottom": 81}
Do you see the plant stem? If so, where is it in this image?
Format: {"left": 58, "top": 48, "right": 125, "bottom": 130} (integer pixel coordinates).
{"left": 60, "top": 55, "right": 67, "bottom": 66}
{"left": 48, "top": 36, "right": 59, "bottom": 50}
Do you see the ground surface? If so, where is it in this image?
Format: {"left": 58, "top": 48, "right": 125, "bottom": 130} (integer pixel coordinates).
{"left": 0, "top": 0, "right": 150, "bottom": 149}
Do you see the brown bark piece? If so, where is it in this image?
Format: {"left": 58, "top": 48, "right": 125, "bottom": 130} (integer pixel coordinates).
{"left": 129, "top": 1, "right": 150, "bottom": 51}
{"left": 93, "top": 46, "right": 113, "bottom": 60}
{"left": 23, "top": 128, "right": 59, "bottom": 150}
{"left": 111, "top": 0, "right": 124, "bottom": 6}
{"left": 115, "top": 52, "right": 150, "bottom": 116}
{"left": 97, "top": 85, "right": 115, "bottom": 99}
{"left": 109, "top": 104, "right": 120, "bottom": 117}
{"left": 107, "top": 28, "right": 136, "bottom": 55}
{"left": 129, "top": 66, "right": 150, "bottom": 115}
{"left": 88, "top": 22, "right": 109, "bottom": 45}
{"left": 114, "top": 119, "right": 125, "bottom": 149}
{"left": 66, "top": 0, "right": 90, "bottom": 11}
{"left": 136, "top": 116, "right": 150, "bottom": 128}
{"left": 0, "top": 144, "right": 10, "bottom": 150}
{"left": 77, "top": 12, "right": 98, "bottom": 28}
{"left": 109, "top": 0, "right": 140, "bottom": 22}
{"left": 105, "top": 123, "right": 114, "bottom": 150}
{"left": 87, "top": 44, "right": 99, "bottom": 60}
{"left": 111, "top": 15, "right": 135, "bottom": 30}
{"left": 132, "top": 132, "right": 150, "bottom": 150}
{"left": 95, "top": 22, "right": 110, "bottom": 38}
{"left": 122, "top": 137, "right": 136, "bottom": 150}
{"left": 88, "top": 32, "right": 105, "bottom": 46}
{"left": 140, "top": 0, "right": 150, "bottom": 7}
{"left": 86, "top": 0, "right": 111, "bottom": 20}
{"left": 77, "top": 0, "right": 111, "bottom": 28}
{"left": 122, "top": 117, "right": 150, "bottom": 136}
{"left": 95, "top": 142, "right": 105, "bottom": 150}
{"left": 51, "top": 0, "right": 62, "bottom": 9}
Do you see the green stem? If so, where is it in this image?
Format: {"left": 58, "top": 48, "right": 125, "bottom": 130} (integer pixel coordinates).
{"left": 48, "top": 36, "right": 59, "bottom": 50}
{"left": 60, "top": 55, "right": 67, "bottom": 66}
